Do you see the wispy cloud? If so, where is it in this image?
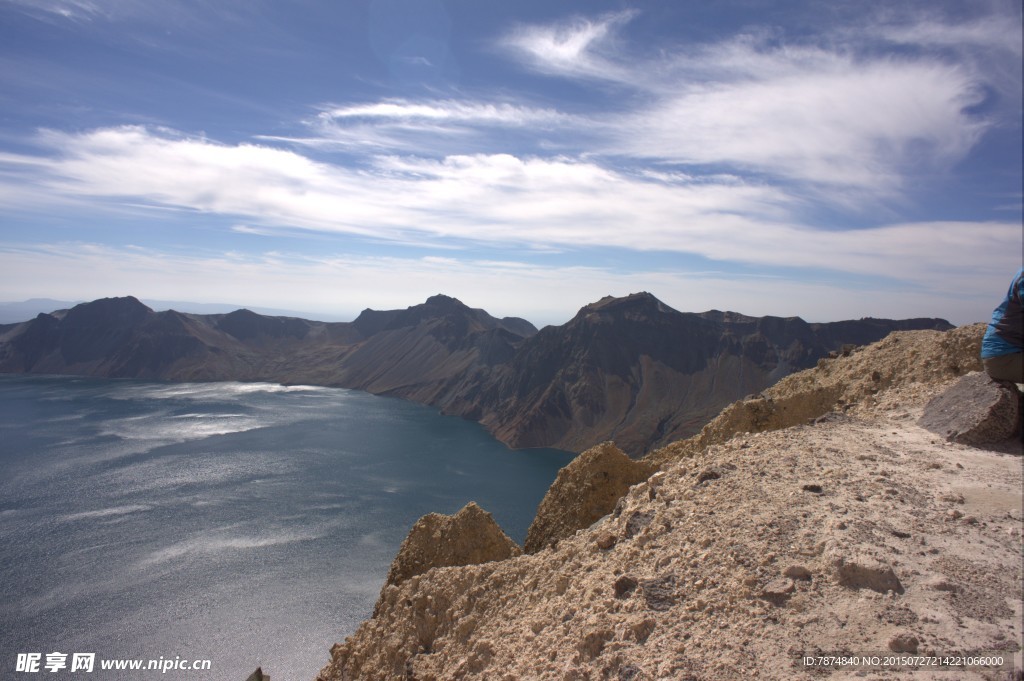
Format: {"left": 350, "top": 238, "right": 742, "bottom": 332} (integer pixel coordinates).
{"left": 876, "top": 14, "right": 1023, "bottom": 56}
{"left": 609, "top": 45, "right": 987, "bottom": 192}
{"left": 283, "top": 99, "right": 583, "bottom": 154}
{"left": 500, "top": 10, "right": 638, "bottom": 82}
{"left": 6, "top": 125, "right": 791, "bottom": 247}
{"left": 2, "top": 0, "right": 103, "bottom": 22}
{"left": 291, "top": 8, "right": 1014, "bottom": 200}
{"left": 2, "top": 125, "right": 1018, "bottom": 288}
{"left": 320, "top": 100, "right": 570, "bottom": 126}
{"left": 499, "top": 12, "right": 1006, "bottom": 194}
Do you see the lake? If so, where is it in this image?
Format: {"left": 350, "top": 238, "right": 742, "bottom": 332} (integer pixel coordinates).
{"left": 0, "top": 375, "right": 574, "bottom": 680}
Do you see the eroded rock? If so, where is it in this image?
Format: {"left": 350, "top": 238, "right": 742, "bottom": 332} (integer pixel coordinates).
{"left": 384, "top": 502, "right": 521, "bottom": 588}
{"left": 524, "top": 442, "right": 654, "bottom": 553}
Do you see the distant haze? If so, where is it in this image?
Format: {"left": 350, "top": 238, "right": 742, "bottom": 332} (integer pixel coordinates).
{"left": 0, "top": 299, "right": 357, "bottom": 326}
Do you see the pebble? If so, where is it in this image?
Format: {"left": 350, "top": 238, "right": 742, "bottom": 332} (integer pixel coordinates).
{"left": 762, "top": 578, "right": 796, "bottom": 596}
{"left": 784, "top": 565, "right": 813, "bottom": 581}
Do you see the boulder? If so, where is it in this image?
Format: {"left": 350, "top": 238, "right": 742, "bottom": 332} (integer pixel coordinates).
{"left": 918, "top": 372, "right": 1021, "bottom": 447}
{"left": 384, "top": 502, "right": 521, "bottom": 588}
{"left": 524, "top": 442, "right": 654, "bottom": 553}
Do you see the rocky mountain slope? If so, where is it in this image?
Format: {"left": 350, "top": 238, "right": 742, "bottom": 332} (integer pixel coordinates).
{"left": 0, "top": 293, "right": 951, "bottom": 455}
{"left": 456, "top": 292, "right": 952, "bottom": 454}
{"left": 316, "top": 324, "right": 1023, "bottom": 681}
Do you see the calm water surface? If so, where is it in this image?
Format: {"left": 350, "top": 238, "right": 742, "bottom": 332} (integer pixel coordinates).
{"left": 0, "top": 375, "right": 574, "bottom": 680}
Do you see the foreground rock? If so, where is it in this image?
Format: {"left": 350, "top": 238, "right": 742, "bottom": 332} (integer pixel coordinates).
{"left": 383, "top": 502, "right": 520, "bottom": 589}
{"left": 524, "top": 442, "right": 654, "bottom": 554}
{"left": 317, "top": 324, "right": 1023, "bottom": 680}
{"left": 919, "top": 371, "right": 1022, "bottom": 447}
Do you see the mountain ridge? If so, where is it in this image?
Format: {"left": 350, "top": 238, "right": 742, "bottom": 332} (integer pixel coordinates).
{"left": 0, "top": 293, "right": 954, "bottom": 455}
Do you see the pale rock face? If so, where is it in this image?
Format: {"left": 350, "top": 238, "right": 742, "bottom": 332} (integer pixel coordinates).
{"left": 383, "top": 501, "right": 521, "bottom": 589}
{"left": 523, "top": 442, "right": 654, "bottom": 554}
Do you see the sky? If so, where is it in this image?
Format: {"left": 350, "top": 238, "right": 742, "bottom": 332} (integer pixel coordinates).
{"left": 0, "top": 0, "right": 1020, "bottom": 327}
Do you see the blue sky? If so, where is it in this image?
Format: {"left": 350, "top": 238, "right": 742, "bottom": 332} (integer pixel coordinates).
{"left": 0, "top": 0, "right": 1020, "bottom": 326}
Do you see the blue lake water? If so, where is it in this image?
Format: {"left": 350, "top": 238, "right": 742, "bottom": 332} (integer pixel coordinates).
{"left": 0, "top": 375, "right": 574, "bottom": 680}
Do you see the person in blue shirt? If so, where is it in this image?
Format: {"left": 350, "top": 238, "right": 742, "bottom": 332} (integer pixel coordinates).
{"left": 981, "top": 268, "right": 1023, "bottom": 383}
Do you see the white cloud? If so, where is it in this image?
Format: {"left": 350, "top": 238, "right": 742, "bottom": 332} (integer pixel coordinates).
{"left": 274, "top": 10, "right": 1012, "bottom": 200}
{"left": 500, "top": 10, "right": 638, "bottom": 82}
{"left": 291, "top": 99, "right": 584, "bottom": 154}
{"left": 10, "top": 126, "right": 795, "bottom": 250}
{"left": 609, "top": 48, "right": 987, "bottom": 191}
{"left": 499, "top": 12, "right": 1010, "bottom": 193}
{"left": 2, "top": 125, "right": 1019, "bottom": 295}
{"left": 319, "top": 100, "right": 570, "bottom": 126}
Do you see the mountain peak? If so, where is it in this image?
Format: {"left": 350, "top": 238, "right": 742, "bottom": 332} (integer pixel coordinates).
{"left": 423, "top": 294, "right": 468, "bottom": 309}
{"left": 579, "top": 292, "right": 674, "bottom": 319}
{"left": 63, "top": 296, "right": 152, "bottom": 326}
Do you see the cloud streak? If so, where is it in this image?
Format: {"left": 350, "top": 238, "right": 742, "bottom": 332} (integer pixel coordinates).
{"left": 286, "top": 99, "right": 583, "bottom": 154}
{"left": 2, "top": 125, "right": 1018, "bottom": 288}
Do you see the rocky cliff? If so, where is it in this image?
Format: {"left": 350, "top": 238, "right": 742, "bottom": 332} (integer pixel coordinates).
{"left": 316, "top": 323, "right": 1023, "bottom": 681}
{"left": 0, "top": 293, "right": 951, "bottom": 455}
{"left": 454, "top": 292, "right": 953, "bottom": 455}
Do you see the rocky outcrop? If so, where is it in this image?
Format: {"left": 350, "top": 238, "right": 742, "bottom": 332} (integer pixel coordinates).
{"left": 383, "top": 502, "right": 521, "bottom": 590}
{"left": 316, "top": 322, "right": 1023, "bottom": 681}
{"left": 918, "top": 371, "right": 1022, "bottom": 446}
{"left": 523, "top": 442, "right": 654, "bottom": 554}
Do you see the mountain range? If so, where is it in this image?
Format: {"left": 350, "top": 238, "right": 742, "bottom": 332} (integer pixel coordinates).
{"left": 0, "top": 293, "right": 953, "bottom": 455}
